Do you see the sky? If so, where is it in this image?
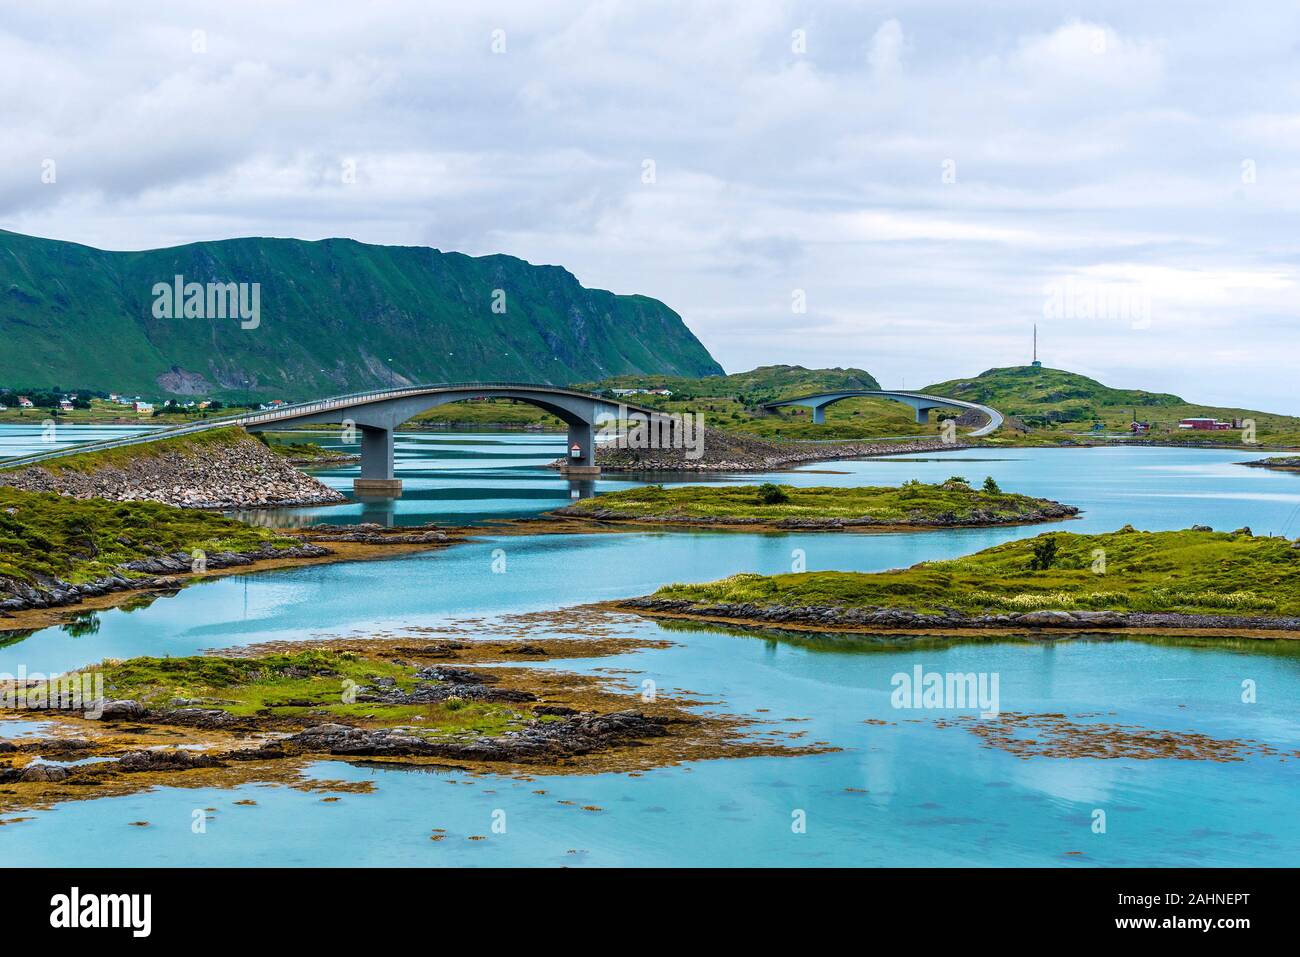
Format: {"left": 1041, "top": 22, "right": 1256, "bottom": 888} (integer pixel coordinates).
{"left": 2, "top": 1, "right": 1298, "bottom": 410}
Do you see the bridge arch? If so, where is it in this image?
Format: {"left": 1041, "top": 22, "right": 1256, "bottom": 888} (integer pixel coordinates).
{"left": 0, "top": 383, "right": 660, "bottom": 497}
{"left": 234, "top": 383, "right": 657, "bottom": 493}
{"left": 761, "top": 390, "right": 1002, "bottom": 436}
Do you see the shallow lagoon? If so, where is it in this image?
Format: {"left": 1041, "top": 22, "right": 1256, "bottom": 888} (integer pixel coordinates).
{"left": 2, "top": 431, "right": 1298, "bottom": 866}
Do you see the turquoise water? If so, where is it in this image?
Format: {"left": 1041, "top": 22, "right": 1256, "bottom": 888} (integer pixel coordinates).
{"left": 2, "top": 430, "right": 1298, "bottom": 866}
{"left": 0, "top": 422, "right": 159, "bottom": 460}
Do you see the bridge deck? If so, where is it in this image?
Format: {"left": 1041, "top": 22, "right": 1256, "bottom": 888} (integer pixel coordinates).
{"left": 0, "top": 382, "right": 659, "bottom": 471}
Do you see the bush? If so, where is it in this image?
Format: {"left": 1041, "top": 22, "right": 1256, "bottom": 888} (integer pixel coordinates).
{"left": 756, "top": 483, "right": 790, "bottom": 505}
{"left": 942, "top": 475, "right": 970, "bottom": 489}
{"left": 982, "top": 476, "right": 1001, "bottom": 494}
{"left": 1028, "top": 535, "right": 1059, "bottom": 571}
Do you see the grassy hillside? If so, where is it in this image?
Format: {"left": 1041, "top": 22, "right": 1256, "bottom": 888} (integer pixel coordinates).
{"left": 653, "top": 527, "right": 1300, "bottom": 617}
{"left": 406, "top": 397, "right": 565, "bottom": 429}
{"left": 924, "top": 366, "right": 1183, "bottom": 423}
{"left": 0, "top": 229, "right": 721, "bottom": 401}
{"left": 574, "top": 365, "right": 953, "bottom": 440}
{"left": 583, "top": 364, "right": 880, "bottom": 402}
{"left": 925, "top": 365, "right": 1300, "bottom": 445}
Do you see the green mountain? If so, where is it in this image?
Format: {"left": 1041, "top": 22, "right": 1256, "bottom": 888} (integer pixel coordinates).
{"left": 0, "top": 230, "right": 722, "bottom": 400}
{"left": 924, "top": 365, "right": 1184, "bottom": 425}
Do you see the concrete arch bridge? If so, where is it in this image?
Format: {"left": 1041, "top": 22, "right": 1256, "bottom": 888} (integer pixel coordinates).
{"left": 761, "top": 390, "right": 1002, "bottom": 437}
{"left": 2, "top": 383, "right": 663, "bottom": 495}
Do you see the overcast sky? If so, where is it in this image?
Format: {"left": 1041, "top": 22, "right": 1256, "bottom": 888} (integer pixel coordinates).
{"left": 3, "top": 1, "right": 1298, "bottom": 409}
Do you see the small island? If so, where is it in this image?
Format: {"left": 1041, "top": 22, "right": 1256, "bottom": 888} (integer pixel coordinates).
{"left": 546, "top": 477, "right": 1079, "bottom": 531}
{"left": 1240, "top": 456, "right": 1300, "bottom": 472}
{"left": 620, "top": 526, "right": 1300, "bottom": 635}
{"left": 0, "top": 636, "right": 818, "bottom": 811}
{"left": 0, "top": 486, "right": 457, "bottom": 621}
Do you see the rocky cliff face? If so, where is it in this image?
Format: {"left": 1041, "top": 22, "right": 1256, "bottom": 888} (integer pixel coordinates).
{"left": 0, "top": 431, "right": 344, "bottom": 509}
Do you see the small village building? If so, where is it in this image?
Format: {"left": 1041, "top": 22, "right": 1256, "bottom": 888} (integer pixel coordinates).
{"left": 1178, "top": 417, "right": 1232, "bottom": 431}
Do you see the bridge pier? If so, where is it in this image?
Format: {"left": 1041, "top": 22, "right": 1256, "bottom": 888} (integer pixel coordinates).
{"left": 811, "top": 405, "right": 826, "bottom": 425}
{"left": 354, "top": 425, "right": 402, "bottom": 496}
{"left": 561, "top": 421, "right": 600, "bottom": 475}
{"left": 915, "top": 407, "right": 930, "bottom": 424}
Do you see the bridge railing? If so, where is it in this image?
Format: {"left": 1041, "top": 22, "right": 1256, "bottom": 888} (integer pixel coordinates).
{"left": 0, "top": 382, "right": 655, "bottom": 470}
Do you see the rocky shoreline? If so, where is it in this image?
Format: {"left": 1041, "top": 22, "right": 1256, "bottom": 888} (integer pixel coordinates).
{"left": 620, "top": 597, "right": 1300, "bottom": 634}
{"left": 0, "top": 523, "right": 467, "bottom": 619}
{"left": 302, "top": 522, "right": 451, "bottom": 545}
{"left": 0, "top": 707, "right": 670, "bottom": 780}
{"left": 0, "top": 428, "right": 346, "bottom": 509}
{"left": 1239, "top": 456, "right": 1300, "bottom": 472}
{"left": 0, "top": 542, "right": 331, "bottom": 614}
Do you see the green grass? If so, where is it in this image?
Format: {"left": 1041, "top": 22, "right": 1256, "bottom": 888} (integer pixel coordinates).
{"left": 563, "top": 479, "right": 1069, "bottom": 524}
{"left": 69, "top": 650, "right": 529, "bottom": 734}
{"left": 0, "top": 485, "right": 299, "bottom": 585}
{"left": 406, "top": 398, "right": 564, "bottom": 428}
{"left": 652, "top": 528, "right": 1300, "bottom": 618}
{"left": 3, "top": 426, "right": 250, "bottom": 475}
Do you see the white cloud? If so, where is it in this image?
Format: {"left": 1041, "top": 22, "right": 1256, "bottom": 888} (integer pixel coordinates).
{"left": 1, "top": 1, "right": 1299, "bottom": 411}
{"left": 1010, "top": 19, "right": 1163, "bottom": 94}
{"left": 867, "top": 19, "right": 904, "bottom": 83}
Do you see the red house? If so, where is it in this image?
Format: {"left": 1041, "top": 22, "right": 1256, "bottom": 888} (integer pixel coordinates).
{"left": 1178, "top": 417, "right": 1232, "bottom": 431}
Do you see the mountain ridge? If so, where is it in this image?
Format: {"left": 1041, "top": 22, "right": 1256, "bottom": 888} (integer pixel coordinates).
{"left": 0, "top": 229, "right": 722, "bottom": 400}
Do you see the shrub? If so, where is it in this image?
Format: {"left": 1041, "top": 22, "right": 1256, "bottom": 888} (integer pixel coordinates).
{"left": 756, "top": 483, "right": 790, "bottom": 505}
{"left": 1028, "top": 536, "right": 1059, "bottom": 571}
{"left": 982, "top": 476, "right": 1001, "bottom": 494}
